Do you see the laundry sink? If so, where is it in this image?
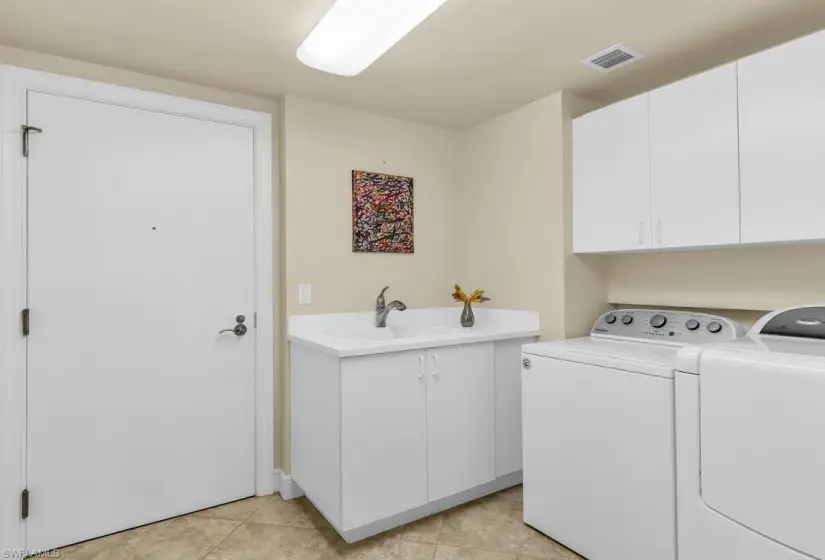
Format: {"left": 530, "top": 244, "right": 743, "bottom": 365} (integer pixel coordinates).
{"left": 290, "top": 307, "right": 541, "bottom": 357}
{"left": 344, "top": 325, "right": 418, "bottom": 341}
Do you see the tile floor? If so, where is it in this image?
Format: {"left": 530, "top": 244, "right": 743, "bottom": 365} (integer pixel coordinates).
{"left": 57, "top": 485, "right": 584, "bottom": 560}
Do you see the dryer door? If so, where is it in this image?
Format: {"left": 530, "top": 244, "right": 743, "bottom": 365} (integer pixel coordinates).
{"left": 700, "top": 349, "right": 825, "bottom": 558}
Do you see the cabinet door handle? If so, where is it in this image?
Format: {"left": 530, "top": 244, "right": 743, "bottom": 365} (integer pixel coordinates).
{"left": 431, "top": 354, "right": 439, "bottom": 377}
{"left": 417, "top": 355, "right": 424, "bottom": 380}
{"left": 638, "top": 221, "right": 645, "bottom": 245}
{"left": 656, "top": 219, "right": 663, "bottom": 245}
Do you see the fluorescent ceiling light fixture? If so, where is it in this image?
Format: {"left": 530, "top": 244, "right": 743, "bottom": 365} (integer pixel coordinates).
{"left": 297, "top": 0, "right": 450, "bottom": 76}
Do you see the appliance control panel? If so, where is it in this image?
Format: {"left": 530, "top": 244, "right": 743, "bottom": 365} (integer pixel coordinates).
{"left": 754, "top": 305, "right": 825, "bottom": 339}
{"left": 592, "top": 309, "right": 742, "bottom": 345}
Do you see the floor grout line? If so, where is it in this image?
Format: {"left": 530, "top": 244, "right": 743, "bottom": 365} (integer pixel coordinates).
{"left": 195, "top": 520, "right": 245, "bottom": 560}
{"left": 195, "top": 496, "right": 273, "bottom": 560}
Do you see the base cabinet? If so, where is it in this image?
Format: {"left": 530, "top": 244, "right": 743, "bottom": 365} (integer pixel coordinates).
{"left": 291, "top": 337, "right": 533, "bottom": 542}
{"left": 342, "top": 344, "right": 493, "bottom": 528}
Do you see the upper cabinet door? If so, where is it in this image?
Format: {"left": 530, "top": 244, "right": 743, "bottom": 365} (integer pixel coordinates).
{"left": 573, "top": 94, "right": 651, "bottom": 253}
{"left": 426, "top": 343, "right": 495, "bottom": 502}
{"left": 739, "top": 31, "right": 825, "bottom": 243}
{"left": 650, "top": 64, "right": 740, "bottom": 249}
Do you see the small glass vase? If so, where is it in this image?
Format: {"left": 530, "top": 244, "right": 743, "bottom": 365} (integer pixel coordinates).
{"left": 461, "top": 301, "right": 475, "bottom": 328}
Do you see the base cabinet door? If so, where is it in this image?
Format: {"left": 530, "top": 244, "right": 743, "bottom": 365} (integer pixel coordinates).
{"left": 340, "top": 351, "right": 428, "bottom": 530}
{"left": 426, "top": 343, "right": 495, "bottom": 502}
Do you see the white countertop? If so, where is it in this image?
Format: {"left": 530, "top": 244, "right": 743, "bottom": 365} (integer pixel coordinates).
{"left": 289, "top": 307, "right": 540, "bottom": 357}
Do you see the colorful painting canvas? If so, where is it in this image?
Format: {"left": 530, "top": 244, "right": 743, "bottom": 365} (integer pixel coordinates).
{"left": 352, "top": 170, "right": 414, "bottom": 253}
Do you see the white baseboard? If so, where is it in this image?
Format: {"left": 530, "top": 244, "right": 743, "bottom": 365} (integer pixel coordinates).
{"left": 274, "top": 469, "right": 305, "bottom": 500}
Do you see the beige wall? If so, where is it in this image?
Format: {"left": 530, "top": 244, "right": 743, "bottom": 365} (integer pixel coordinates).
{"left": 0, "top": 45, "right": 276, "bottom": 113}
{"left": 283, "top": 96, "right": 460, "bottom": 315}
{"left": 605, "top": 244, "right": 825, "bottom": 326}
{"left": 458, "top": 93, "right": 566, "bottom": 340}
{"left": 458, "top": 91, "right": 608, "bottom": 342}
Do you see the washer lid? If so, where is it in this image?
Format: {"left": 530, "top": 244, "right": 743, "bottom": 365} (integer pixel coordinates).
{"left": 522, "top": 338, "right": 678, "bottom": 378}
{"left": 751, "top": 304, "right": 825, "bottom": 339}
{"left": 676, "top": 334, "right": 825, "bottom": 374}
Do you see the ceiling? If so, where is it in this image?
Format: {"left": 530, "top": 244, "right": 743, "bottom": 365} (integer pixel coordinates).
{"left": 1, "top": 0, "right": 825, "bottom": 129}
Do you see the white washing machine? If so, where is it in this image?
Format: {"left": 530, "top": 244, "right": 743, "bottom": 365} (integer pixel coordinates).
{"left": 521, "top": 309, "right": 743, "bottom": 560}
{"left": 675, "top": 304, "right": 825, "bottom": 560}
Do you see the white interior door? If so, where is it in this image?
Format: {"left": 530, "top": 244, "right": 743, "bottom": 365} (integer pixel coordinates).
{"left": 25, "top": 91, "right": 256, "bottom": 551}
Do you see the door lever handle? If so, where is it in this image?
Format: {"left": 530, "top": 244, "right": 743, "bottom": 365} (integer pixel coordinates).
{"left": 219, "top": 324, "right": 248, "bottom": 336}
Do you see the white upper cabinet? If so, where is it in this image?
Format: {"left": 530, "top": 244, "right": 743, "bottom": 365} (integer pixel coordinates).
{"left": 738, "top": 31, "right": 825, "bottom": 244}
{"left": 573, "top": 94, "right": 651, "bottom": 253}
{"left": 573, "top": 29, "right": 825, "bottom": 253}
{"left": 650, "top": 63, "right": 740, "bottom": 249}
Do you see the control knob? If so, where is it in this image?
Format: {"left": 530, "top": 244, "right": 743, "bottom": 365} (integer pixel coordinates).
{"left": 605, "top": 313, "right": 617, "bottom": 324}
{"left": 621, "top": 314, "right": 633, "bottom": 325}
{"left": 650, "top": 314, "right": 667, "bottom": 329}
{"left": 707, "top": 321, "right": 723, "bottom": 334}
{"left": 685, "top": 319, "right": 700, "bottom": 331}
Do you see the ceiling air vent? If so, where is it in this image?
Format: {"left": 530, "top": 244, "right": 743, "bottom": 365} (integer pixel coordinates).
{"left": 581, "top": 44, "right": 643, "bottom": 73}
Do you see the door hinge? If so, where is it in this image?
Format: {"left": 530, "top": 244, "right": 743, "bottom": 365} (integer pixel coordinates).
{"left": 254, "top": 312, "right": 257, "bottom": 328}
{"left": 21, "top": 489, "right": 29, "bottom": 520}
{"left": 21, "top": 125, "right": 43, "bottom": 158}
{"left": 21, "top": 309, "right": 30, "bottom": 336}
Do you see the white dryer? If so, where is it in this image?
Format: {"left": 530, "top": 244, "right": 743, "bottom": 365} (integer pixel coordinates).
{"left": 676, "top": 304, "right": 825, "bottom": 560}
{"left": 521, "top": 309, "right": 743, "bottom": 560}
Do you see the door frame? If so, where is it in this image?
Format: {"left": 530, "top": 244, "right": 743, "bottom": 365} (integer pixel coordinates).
{"left": 0, "top": 65, "right": 276, "bottom": 551}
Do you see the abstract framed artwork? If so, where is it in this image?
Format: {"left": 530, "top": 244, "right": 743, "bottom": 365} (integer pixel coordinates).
{"left": 352, "top": 170, "right": 414, "bottom": 253}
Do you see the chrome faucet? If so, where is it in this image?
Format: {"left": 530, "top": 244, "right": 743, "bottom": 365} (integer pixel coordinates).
{"left": 376, "top": 286, "right": 407, "bottom": 328}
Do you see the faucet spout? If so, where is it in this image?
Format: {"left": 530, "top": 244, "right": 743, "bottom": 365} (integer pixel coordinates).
{"left": 376, "top": 286, "right": 390, "bottom": 312}
{"left": 375, "top": 286, "right": 406, "bottom": 328}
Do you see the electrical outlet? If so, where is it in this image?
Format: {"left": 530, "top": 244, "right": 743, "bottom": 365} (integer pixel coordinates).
{"left": 298, "top": 284, "right": 312, "bottom": 305}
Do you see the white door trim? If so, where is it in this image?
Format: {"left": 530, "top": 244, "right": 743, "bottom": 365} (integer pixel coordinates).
{"left": 0, "top": 65, "right": 276, "bottom": 551}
